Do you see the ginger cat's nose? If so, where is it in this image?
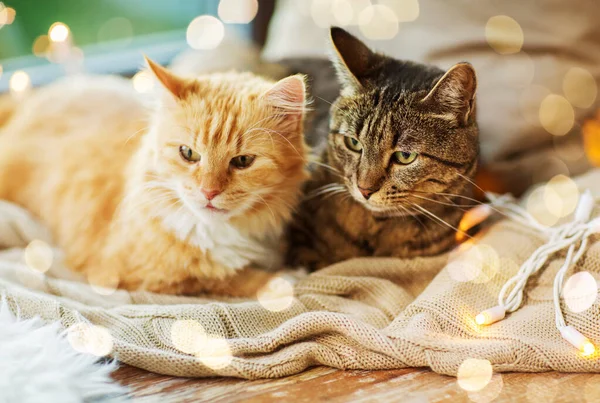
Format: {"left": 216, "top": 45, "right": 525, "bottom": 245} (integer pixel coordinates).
{"left": 201, "top": 188, "right": 222, "bottom": 200}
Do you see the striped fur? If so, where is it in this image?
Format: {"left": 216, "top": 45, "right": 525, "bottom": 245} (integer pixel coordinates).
{"left": 285, "top": 28, "right": 479, "bottom": 271}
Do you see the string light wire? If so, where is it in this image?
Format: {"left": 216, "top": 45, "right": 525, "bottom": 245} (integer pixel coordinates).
{"left": 473, "top": 190, "right": 599, "bottom": 355}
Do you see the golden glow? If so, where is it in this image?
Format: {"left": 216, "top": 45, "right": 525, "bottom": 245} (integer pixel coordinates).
{"left": 475, "top": 314, "right": 486, "bottom": 326}
{"left": 539, "top": 94, "right": 575, "bottom": 136}
{"left": 218, "top": 0, "right": 258, "bottom": 24}
{"left": 582, "top": 341, "right": 596, "bottom": 357}
{"left": 257, "top": 275, "right": 295, "bottom": 312}
{"left": 9, "top": 70, "right": 31, "bottom": 94}
{"left": 379, "top": 0, "right": 419, "bottom": 22}
{"left": 24, "top": 240, "right": 53, "bottom": 273}
{"left": 186, "top": 15, "right": 225, "bottom": 50}
{"left": 358, "top": 4, "right": 399, "bottom": 40}
{"left": 49, "top": 22, "right": 70, "bottom": 42}
{"left": 583, "top": 120, "right": 600, "bottom": 166}
{"left": 132, "top": 70, "right": 155, "bottom": 93}
{"left": 563, "top": 67, "right": 597, "bottom": 109}
{"left": 32, "top": 35, "right": 50, "bottom": 57}
{"left": 485, "top": 15, "right": 523, "bottom": 54}
{"left": 457, "top": 205, "right": 492, "bottom": 242}
{"left": 0, "top": 64, "right": 3, "bottom": 80}
{"left": 563, "top": 271, "right": 598, "bottom": 313}
{"left": 67, "top": 323, "right": 114, "bottom": 357}
{"left": 457, "top": 358, "right": 493, "bottom": 392}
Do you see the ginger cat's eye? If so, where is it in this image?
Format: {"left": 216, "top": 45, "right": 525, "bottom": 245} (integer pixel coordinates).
{"left": 231, "top": 155, "right": 256, "bottom": 169}
{"left": 392, "top": 151, "right": 418, "bottom": 165}
{"left": 344, "top": 136, "right": 363, "bottom": 153}
{"left": 179, "top": 145, "right": 201, "bottom": 163}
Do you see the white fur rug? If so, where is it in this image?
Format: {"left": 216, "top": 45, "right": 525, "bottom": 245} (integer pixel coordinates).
{"left": 0, "top": 301, "right": 128, "bottom": 403}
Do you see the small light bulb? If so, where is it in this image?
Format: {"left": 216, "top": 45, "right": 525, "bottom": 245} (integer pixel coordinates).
{"left": 583, "top": 341, "right": 596, "bottom": 357}
{"left": 560, "top": 325, "right": 596, "bottom": 356}
{"left": 475, "top": 306, "right": 506, "bottom": 326}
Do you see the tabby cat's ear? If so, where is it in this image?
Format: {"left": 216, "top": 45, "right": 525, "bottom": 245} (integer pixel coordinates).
{"left": 421, "top": 63, "right": 477, "bottom": 125}
{"left": 329, "top": 27, "right": 378, "bottom": 93}
{"left": 263, "top": 75, "right": 307, "bottom": 128}
{"left": 145, "top": 56, "right": 189, "bottom": 99}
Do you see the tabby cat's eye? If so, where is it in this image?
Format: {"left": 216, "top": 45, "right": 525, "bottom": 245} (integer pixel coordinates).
{"left": 344, "top": 136, "right": 363, "bottom": 153}
{"left": 231, "top": 155, "right": 256, "bottom": 169}
{"left": 179, "top": 145, "right": 201, "bottom": 163}
{"left": 392, "top": 151, "right": 418, "bottom": 165}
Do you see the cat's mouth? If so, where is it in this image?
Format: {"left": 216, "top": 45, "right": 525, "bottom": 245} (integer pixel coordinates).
{"left": 205, "top": 202, "right": 228, "bottom": 213}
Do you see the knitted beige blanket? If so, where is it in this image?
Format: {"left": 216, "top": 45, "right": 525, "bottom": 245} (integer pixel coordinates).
{"left": 1, "top": 170, "right": 599, "bottom": 379}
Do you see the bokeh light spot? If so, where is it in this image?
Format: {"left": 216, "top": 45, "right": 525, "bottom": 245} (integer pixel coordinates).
{"left": 218, "top": 0, "right": 258, "bottom": 24}
{"left": 257, "top": 275, "right": 295, "bottom": 312}
{"left": 24, "top": 240, "right": 53, "bottom": 273}
{"left": 170, "top": 320, "right": 207, "bottom": 355}
{"left": 311, "top": 0, "right": 336, "bottom": 28}
{"left": 331, "top": 0, "right": 354, "bottom": 26}
{"left": 49, "top": 22, "right": 70, "bottom": 43}
{"left": 468, "top": 374, "right": 503, "bottom": 403}
{"left": 87, "top": 271, "right": 119, "bottom": 296}
{"left": 358, "top": 4, "right": 399, "bottom": 40}
{"left": 543, "top": 174, "right": 579, "bottom": 218}
{"left": 563, "top": 67, "right": 597, "bottom": 109}
{"left": 539, "top": 94, "right": 575, "bottom": 136}
{"left": 132, "top": 70, "right": 155, "bottom": 94}
{"left": 563, "top": 271, "right": 598, "bottom": 313}
{"left": 485, "top": 15, "right": 523, "bottom": 54}
{"left": 457, "top": 358, "right": 493, "bottom": 392}
{"left": 526, "top": 186, "right": 559, "bottom": 227}
{"left": 378, "top": 0, "right": 419, "bottom": 22}
{"left": 196, "top": 335, "right": 233, "bottom": 370}
{"left": 9, "top": 70, "right": 31, "bottom": 94}
{"left": 0, "top": 4, "right": 16, "bottom": 26}
{"left": 32, "top": 35, "right": 50, "bottom": 57}
{"left": 186, "top": 15, "right": 225, "bottom": 50}
{"left": 67, "top": 323, "right": 114, "bottom": 357}
{"left": 447, "top": 242, "right": 499, "bottom": 284}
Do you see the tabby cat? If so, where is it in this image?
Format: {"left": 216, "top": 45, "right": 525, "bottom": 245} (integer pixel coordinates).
{"left": 284, "top": 27, "right": 479, "bottom": 270}
{"left": 0, "top": 58, "right": 308, "bottom": 294}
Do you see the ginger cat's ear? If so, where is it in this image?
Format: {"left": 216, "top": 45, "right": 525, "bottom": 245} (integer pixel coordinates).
{"left": 263, "top": 75, "right": 307, "bottom": 128}
{"left": 421, "top": 63, "right": 477, "bottom": 125}
{"left": 329, "top": 27, "right": 379, "bottom": 93}
{"left": 144, "top": 56, "right": 189, "bottom": 99}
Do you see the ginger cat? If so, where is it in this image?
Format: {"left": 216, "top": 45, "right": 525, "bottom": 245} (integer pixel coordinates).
{"left": 0, "top": 58, "right": 308, "bottom": 295}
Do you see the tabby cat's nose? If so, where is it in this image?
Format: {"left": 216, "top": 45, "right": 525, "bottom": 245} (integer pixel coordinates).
{"left": 358, "top": 186, "right": 377, "bottom": 200}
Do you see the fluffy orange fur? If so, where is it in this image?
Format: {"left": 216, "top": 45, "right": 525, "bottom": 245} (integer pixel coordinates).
{"left": 0, "top": 60, "right": 308, "bottom": 295}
